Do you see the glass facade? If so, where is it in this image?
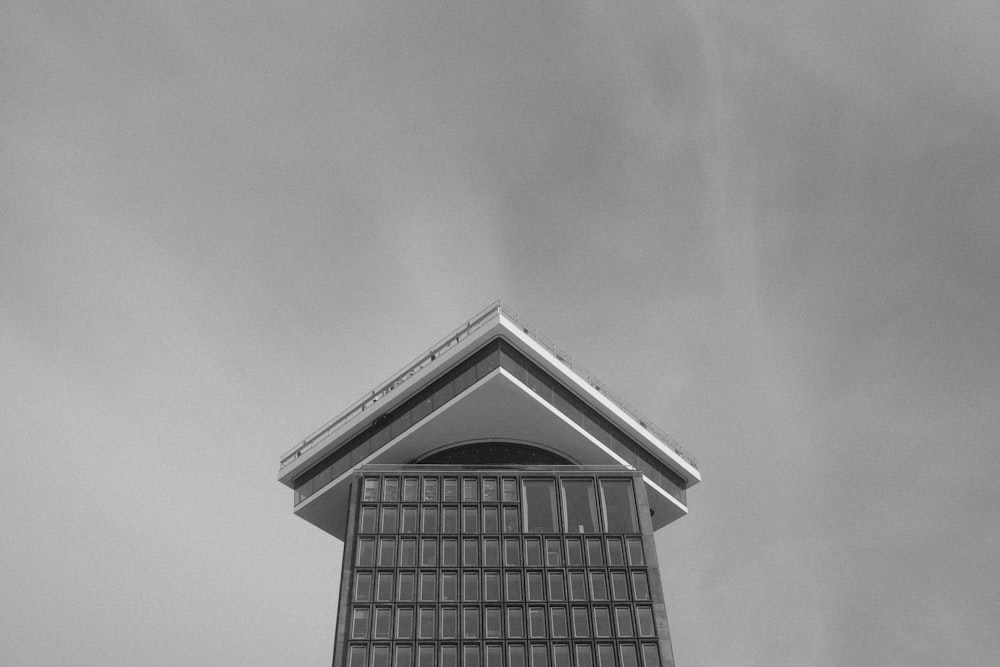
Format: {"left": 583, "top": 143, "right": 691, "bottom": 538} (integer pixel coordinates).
{"left": 337, "top": 468, "right": 671, "bottom": 667}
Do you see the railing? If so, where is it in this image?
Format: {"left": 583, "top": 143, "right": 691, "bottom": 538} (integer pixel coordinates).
{"left": 280, "top": 301, "right": 697, "bottom": 470}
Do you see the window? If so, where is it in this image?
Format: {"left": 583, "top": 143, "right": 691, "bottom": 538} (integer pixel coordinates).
{"left": 483, "top": 538, "right": 500, "bottom": 566}
{"left": 443, "top": 478, "right": 459, "bottom": 502}
{"left": 422, "top": 478, "right": 439, "bottom": 502}
{"left": 373, "top": 646, "right": 391, "bottom": 667}
{"left": 596, "top": 645, "right": 615, "bottom": 667}
{"left": 485, "top": 607, "right": 502, "bottom": 638}
{"left": 364, "top": 478, "right": 380, "bottom": 502}
{"left": 565, "top": 538, "right": 583, "bottom": 566}
{"left": 441, "top": 645, "right": 457, "bottom": 667}
{"left": 569, "top": 572, "right": 587, "bottom": 601}
{"left": 600, "top": 480, "right": 638, "bottom": 533}
{"left": 611, "top": 572, "right": 629, "bottom": 601}
{"left": 398, "top": 572, "right": 415, "bottom": 601}
{"left": 506, "top": 572, "right": 523, "bottom": 601}
{"left": 626, "top": 538, "right": 644, "bottom": 565}
{"left": 464, "top": 607, "right": 480, "bottom": 638}
{"left": 355, "top": 572, "right": 372, "bottom": 602}
{"left": 586, "top": 538, "right": 604, "bottom": 566}
{"left": 422, "top": 507, "right": 438, "bottom": 533}
{"left": 528, "top": 607, "right": 546, "bottom": 637}
{"left": 396, "top": 608, "right": 414, "bottom": 639}
{"left": 589, "top": 571, "right": 609, "bottom": 601}
{"left": 418, "top": 608, "right": 435, "bottom": 638}
{"left": 399, "top": 538, "right": 417, "bottom": 566}
{"left": 440, "top": 607, "right": 457, "bottom": 638}
{"left": 419, "top": 573, "right": 436, "bottom": 602}
{"left": 547, "top": 571, "right": 566, "bottom": 601}
{"left": 441, "top": 572, "right": 458, "bottom": 602}
{"left": 527, "top": 572, "right": 544, "bottom": 601}
{"left": 507, "top": 607, "right": 524, "bottom": 638}
{"left": 465, "top": 646, "right": 481, "bottom": 667}
{"left": 575, "top": 645, "right": 594, "bottom": 667}
{"left": 383, "top": 478, "right": 399, "bottom": 502}
{"left": 373, "top": 608, "right": 392, "bottom": 638}
{"left": 484, "top": 571, "right": 501, "bottom": 601}
{"left": 523, "top": 480, "right": 558, "bottom": 533}
{"left": 572, "top": 607, "right": 590, "bottom": 637}
{"left": 615, "top": 607, "right": 634, "bottom": 637}
{"left": 502, "top": 478, "right": 518, "bottom": 502}
{"left": 442, "top": 538, "right": 458, "bottom": 566}
{"left": 531, "top": 645, "right": 548, "bottom": 667}
{"left": 508, "top": 645, "right": 526, "bottom": 667}
{"left": 636, "top": 607, "right": 655, "bottom": 637}
{"left": 524, "top": 538, "right": 542, "bottom": 566}
{"left": 550, "top": 607, "right": 568, "bottom": 637}
{"left": 358, "top": 538, "right": 376, "bottom": 566}
{"left": 395, "top": 646, "right": 413, "bottom": 667}
{"left": 463, "top": 538, "right": 479, "bottom": 566}
{"left": 464, "top": 571, "right": 480, "bottom": 601}
{"left": 487, "top": 645, "right": 503, "bottom": 667}
{"left": 562, "top": 480, "right": 599, "bottom": 532}
{"left": 483, "top": 506, "right": 499, "bottom": 533}
{"left": 552, "top": 645, "right": 571, "bottom": 667}
{"left": 483, "top": 478, "right": 498, "bottom": 501}
{"left": 631, "top": 572, "right": 650, "bottom": 601}
{"left": 463, "top": 478, "right": 478, "bottom": 501}
{"left": 351, "top": 608, "right": 369, "bottom": 639}
{"left": 350, "top": 647, "right": 368, "bottom": 667}
{"left": 360, "top": 507, "right": 378, "bottom": 533}
{"left": 421, "top": 538, "right": 437, "bottom": 566}
{"left": 593, "top": 608, "right": 612, "bottom": 637}
{"left": 418, "top": 645, "right": 434, "bottom": 667}
{"left": 403, "top": 477, "right": 419, "bottom": 501}
{"left": 606, "top": 538, "right": 625, "bottom": 566}
{"left": 619, "top": 645, "right": 638, "bottom": 667}
{"left": 545, "top": 538, "right": 562, "bottom": 566}
{"left": 464, "top": 507, "right": 479, "bottom": 533}
{"left": 504, "top": 538, "right": 521, "bottom": 566}
{"left": 377, "top": 572, "right": 394, "bottom": 602}
{"left": 503, "top": 507, "right": 520, "bottom": 533}
{"left": 381, "top": 506, "right": 399, "bottom": 533}
{"left": 443, "top": 507, "right": 459, "bottom": 533}
{"left": 640, "top": 645, "right": 659, "bottom": 667}
{"left": 378, "top": 538, "right": 396, "bottom": 567}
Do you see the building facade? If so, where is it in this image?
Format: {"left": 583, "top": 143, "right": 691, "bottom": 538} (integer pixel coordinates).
{"left": 278, "top": 303, "right": 700, "bottom": 667}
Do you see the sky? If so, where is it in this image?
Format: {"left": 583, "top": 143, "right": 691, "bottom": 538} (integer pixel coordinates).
{"left": 2, "top": 1, "right": 999, "bottom": 665}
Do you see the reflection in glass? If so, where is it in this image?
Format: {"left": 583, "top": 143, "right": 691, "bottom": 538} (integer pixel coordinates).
{"left": 363, "top": 478, "right": 380, "bottom": 502}
{"left": 403, "top": 477, "right": 419, "bottom": 501}
{"left": 383, "top": 478, "right": 399, "bottom": 502}
{"left": 463, "top": 478, "right": 478, "bottom": 501}
{"left": 423, "top": 478, "right": 438, "bottom": 502}
{"left": 483, "top": 478, "right": 498, "bottom": 501}
{"left": 503, "top": 507, "right": 520, "bottom": 533}
{"left": 443, "top": 478, "right": 458, "bottom": 502}
{"left": 502, "top": 478, "right": 518, "bottom": 502}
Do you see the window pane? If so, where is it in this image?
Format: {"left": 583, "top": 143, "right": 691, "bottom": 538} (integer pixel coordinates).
{"left": 626, "top": 538, "right": 644, "bottom": 565}
{"left": 528, "top": 607, "right": 546, "bottom": 638}
{"left": 550, "top": 608, "right": 568, "bottom": 638}
{"left": 594, "top": 608, "right": 612, "bottom": 637}
{"left": 463, "top": 478, "right": 478, "bottom": 501}
{"left": 351, "top": 646, "right": 368, "bottom": 667}
{"left": 396, "top": 646, "right": 413, "bottom": 667}
{"left": 463, "top": 507, "right": 479, "bottom": 533}
{"left": 606, "top": 538, "right": 625, "bottom": 566}
{"left": 443, "top": 507, "right": 459, "bottom": 533}
{"left": 483, "top": 538, "right": 500, "bottom": 566}
{"left": 586, "top": 538, "right": 604, "bottom": 566}
{"left": 483, "top": 478, "right": 498, "bottom": 501}
{"left": 377, "top": 573, "right": 394, "bottom": 602}
{"left": 590, "top": 571, "right": 608, "bottom": 601}
{"left": 596, "top": 645, "right": 616, "bottom": 667}
{"left": 545, "top": 538, "right": 562, "bottom": 566}
{"left": 615, "top": 607, "right": 634, "bottom": 637}
{"left": 363, "top": 478, "right": 380, "bottom": 502}
{"left": 464, "top": 607, "right": 480, "bottom": 638}
{"left": 418, "top": 608, "right": 435, "bottom": 638}
{"left": 352, "top": 608, "right": 369, "bottom": 639}
{"left": 553, "top": 645, "right": 570, "bottom": 667}
{"left": 485, "top": 572, "right": 501, "bottom": 601}
{"left": 507, "top": 607, "right": 524, "bottom": 638}
{"left": 506, "top": 572, "right": 523, "bottom": 601}
{"left": 374, "top": 646, "right": 391, "bottom": 667}
{"left": 441, "top": 572, "right": 458, "bottom": 601}
{"left": 374, "top": 608, "right": 392, "bottom": 638}
{"left": 442, "top": 538, "right": 458, "bottom": 566}
{"left": 441, "top": 645, "right": 457, "bottom": 667}
{"left": 562, "top": 480, "right": 598, "bottom": 532}
{"left": 378, "top": 538, "right": 396, "bottom": 567}
{"left": 400, "top": 539, "right": 417, "bottom": 566}
{"left": 509, "top": 645, "right": 526, "bottom": 667}
{"left": 423, "top": 478, "right": 439, "bottom": 502}
{"left": 531, "top": 645, "right": 548, "bottom": 667}
{"left": 600, "top": 480, "right": 638, "bottom": 533}
{"left": 403, "top": 477, "right": 420, "bottom": 501}
{"left": 383, "top": 478, "right": 399, "bottom": 502}
{"left": 397, "top": 608, "right": 414, "bottom": 639}
{"left": 565, "top": 538, "right": 583, "bottom": 566}
{"left": 524, "top": 538, "right": 541, "bottom": 566}
{"left": 487, "top": 645, "right": 503, "bottom": 667}
{"left": 464, "top": 571, "right": 480, "bottom": 601}
{"left": 443, "top": 478, "right": 459, "bottom": 502}
{"left": 419, "top": 645, "right": 435, "bottom": 667}
{"left": 569, "top": 572, "right": 587, "bottom": 601}
{"left": 504, "top": 538, "right": 521, "bottom": 566}
{"left": 640, "top": 645, "right": 659, "bottom": 667}
{"left": 463, "top": 538, "right": 479, "bottom": 566}
{"left": 483, "top": 507, "right": 499, "bottom": 533}
{"left": 576, "top": 645, "right": 594, "bottom": 667}
{"left": 381, "top": 507, "right": 398, "bottom": 533}
{"left": 361, "top": 507, "right": 378, "bottom": 533}
{"left": 619, "top": 645, "right": 638, "bottom": 667}
{"left": 420, "top": 573, "right": 436, "bottom": 602}
{"left": 358, "top": 537, "right": 375, "bottom": 567}
{"left": 523, "top": 480, "right": 558, "bottom": 533}
{"left": 465, "top": 646, "right": 481, "bottom": 667}
{"left": 572, "top": 608, "right": 590, "bottom": 637}
{"left": 502, "top": 478, "right": 518, "bottom": 502}
{"left": 398, "top": 572, "right": 415, "bottom": 601}
{"left": 611, "top": 572, "right": 629, "bottom": 601}
{"left": 527, "top": 572, "right": 544, "bottom": 601}
{"left": 421, "top": 538, "right": 437, "bottom": 566}
{"left": 355, "top": 572, "right": 372, "bottom": 602}
{"left": 422, "top": 507, "right": 438, "bottom": 533}
{"left": 503, "top": 507, "right": 520, "bottom": 533}
{"left": 485, "top": 607, "right": 502, "bottom": 638}
{"left": 440, "top": 608, "right": 457, "bottom": 638}
{"left": 631, "top": 572, "right": 650, "bottom": 600}
{"left": 548, "top": 572, "right": 566, "bottom": 601}
{"left": 636, "top": 607, "right": 655, "bottom": 637}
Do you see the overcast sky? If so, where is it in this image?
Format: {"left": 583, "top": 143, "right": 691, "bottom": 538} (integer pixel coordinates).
{"left": 3, "top": 2, "right": 999, "bottom": 666}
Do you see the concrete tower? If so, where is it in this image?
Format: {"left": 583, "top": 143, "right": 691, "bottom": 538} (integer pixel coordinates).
{"left": 278, "top": 302, "right": 700, "bottom": 667}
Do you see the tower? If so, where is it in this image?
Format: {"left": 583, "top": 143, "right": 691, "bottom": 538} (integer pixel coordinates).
{"left": 278, "top": 303, "right": 700, "bottom": 667}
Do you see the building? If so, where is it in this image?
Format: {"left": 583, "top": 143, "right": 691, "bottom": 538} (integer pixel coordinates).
{"left": 277, "top": 302, "right": 700, "bottom": 667}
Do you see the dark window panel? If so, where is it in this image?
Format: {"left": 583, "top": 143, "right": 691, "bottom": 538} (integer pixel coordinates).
{"left": 589, "top": 571, "right": 609, "bottom": 601}
{"left": 352, "top": 608, "right": 369, "bottom": 639}
{"left": 403, "top": 477, "right": 420, "bottom": 502}
{"left": 547, "top": 571, "right": 566, "bottom": 602}
{"left": 483, "top": 506, "right": 500, "bottom": 533}
{"left": 507, "top": 607, "right": 524, "bottom": 638}
{"left": 631, "top": 572, "right": 650, "bottom": 601}
{"left": 550, "top": 607, "right": 569, "bottom": 638}
{"left": 530, "top": 644, "right": 548, "bottom": 667}
{"left": 599, "top": 480, "right": 638, "bottom": 533}
{"left": 398, "top": 572, "right": 415, "bottom": 602}
{"left": 443, "top": 507, "right": 459, "bottom": 533}
{"left": 619, "top": 645, "right": 638, "bottom": 667}
{"left": 464, "top": 606, "right": 481, "bottom": 639}
{"left": 611, "top": 571, "right": 629, "bottom": 601}
{"left": 606, "top": 538, "right": 625, "bottom": 566}
{"left": 355, "top": 572, "right": 372, "bottom": 602}
{"left": 381, "top": 507, "right": 399, "bottom": 533}
{"left": 636, "top": 607, "right": 655, "bottom": 637}
{"left": 572, "top": 607, "right": 590, "bottom": 637}
{"left": 399, "top": 538, "right": 417, "bottom": 566}
{"left": 565, "top": 538, "right": 583, "bottom": 566}
{"left": 562, "top": 480, "right": 599, "bottom": 533}
{"left": 615, "top": 607, "right": 635, "bottom": 637}
{"left": 440, "top": 607, "right": 458, "bottom": 639}
{"left": 418, "top": 608, "right": 435, "bottom": 639}
{"left": 396, "top": 608, "right": 414, "bottom": 639}
{"left": 378, "top": 538, "right": 396, "bottom": 567}
{"left": 593, "top": 607, "right": 613, "bottom": 637}
{"left": 442, "top": 538, "right": 458, "bottom": 567}
{"left": 418, "top": 645, "right": 435, "bottom": 667}
{"left": 523, "top": 480, "right": 558, "bottom": 533}
{"left": 596, "top": 645, "right": 616, "bottom": 667}
{"left": 383, "top": 478, "right": 400, "bottom": 502}
{"left": 626, "top": 538, "right": 644, "bottom": 566}
{"left": 524, "top": 538, "right": 542, "bottom": 566}
{"left": 640, "top": 645, "right": 659, "bottom": 667}
{"left": 545, "top": 538, "right": 562, "bottom": 566}
{"left": 509, "top": 645, "right": 526, "bottom": 667}
{"left": 586, "top": 539, "right": 604, "bottom": 566}
{"left": 373, "top": 646, "right": 391, "bottom": 667}
{"left": 401, "top": 506, "right": 418, "bottom": 534}
{"left": 422, "top": 507, "right": 439, "bottom": 533}
{"left": 441, "top": 645, "right": 457, "bottom": 667}
{"left": 465, "top": 645, "right": 481, "bottom": 667}
{"left": 441, "top": 572, "right": 458, "bottom": 602}
{"left": 526, "top": 572, "right": 544, "bottom": 601}
{"left": 376, "top": 572, "right": 394, "bottom": 602}
{"left": 528, "top": 607, "right": 546, "bottom": 638}
{"left": 373, "top": 608, "right": 392, "bottom": 638}
{"left": 360, "top": 508, "right": 378, "bottom": 534}
{"left": 552, "top": 645, "right": 571, "bottom": 667}
{"left": 444, "top": 478, "right": 459, "bottom": 502}
{"left": 575, "top": 645, "right": 594, "bottom": 667}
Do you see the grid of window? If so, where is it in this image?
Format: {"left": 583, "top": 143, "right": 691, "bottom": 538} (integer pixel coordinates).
{"left": 295, "top": 341, "right": 688, "bottom": 506}
{"left": 343, "top": 471, "right": 665, "bottom": 667}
